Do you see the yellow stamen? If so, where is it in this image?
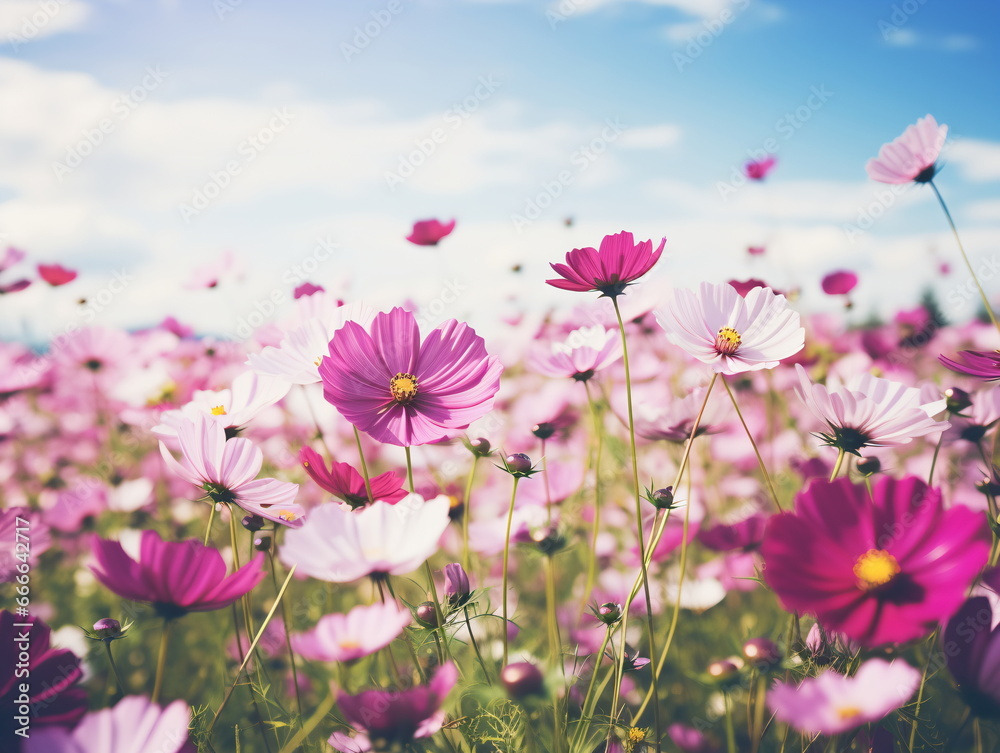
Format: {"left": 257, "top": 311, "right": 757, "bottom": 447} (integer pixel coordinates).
{"left": 277, "top": 510, "right": 297, "bottom": 522}
{"left": 715, "top": 326, "right": 742, "bottom": 355}
{"left": 853, "top": 548, "right": 900, "bottom": 590}
{"left": 390, "top": 372, "right": 419, "bottom": 404}
{"left": 836, "top": 706, "right": 861, "bottom": 721}
{"left": 211, "top": 405, "right": 227, "bottom": 416}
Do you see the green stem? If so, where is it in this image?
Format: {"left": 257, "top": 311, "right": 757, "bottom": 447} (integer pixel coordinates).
{"left": 908, "top": 628, "right": 939, "bottom": 752}
{"left": 404, "top": 445, "right": 415, "bottom": 492}
{"left": 611, "top": 296, "right": 661, "bottom": 752}
{"left": 571, "top": 625, "right": 612, "bottom": 751}
{"left": 104, "top": 640, "right": 124, "bottom": 697}
{"left": 830, "top": 449, "right": 845, "bottom": 481}
{"left": 930, "top": 179, "right": 1000, "bottom": 334}
{"left": 461, "top": 455, "right": 479, "bottom": 571}
{"left": 928, "top": 432, "right": 944, "bottom": 485}
{"left": 152, "top": 619, "right": 171, "bottom": 704}
{"left": 204, "top": 502, "right": 217, "bottom": 546}
{"left": 353, "top": 426, "right": 374, "bottom": 504}
{"left": 722, "top": 376, "right": 782, "bottom": 511}
{"left": 580, "top": 381, "right": 604, "bottom": 616}
{"left": 464, "top": 606, "right": 492, "bottom": 684}
{"left": 268, "top": 550, "right": 303, "bottom": 719}
{"left": 724, "top": 693, "right": 737, "bottom": 753}
{"left": 501, "top": 476, "right": 521, "bottom": 666}
{"left": 423, "top": 560, "right": 449, "bottom": 664}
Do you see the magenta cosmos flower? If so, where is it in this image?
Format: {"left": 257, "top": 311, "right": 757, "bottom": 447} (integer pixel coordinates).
{"left": 280, "top": 495, "right": 451, "bottom": 582}
{"left": 866, "top": 114, "right": 947, "bottom": 184}
{"left": 762, "top": 475, "right": 989, "bottom": 646}
{"left": 292, "top": 602, "right": 412, "bottom": 663}
{"left": 941, "top": 350, "right": 1000, "bottom": 381}
{"left": 547, "top": 231, "right": 665, "bottom": 298}
{"left": 0, "top": 611, "right": 87, "bottom": 748}
{"left": 528, "top": 325, "right": 622, "bottom": 381}
{"left": 92, "top": 530, "right": 266, "bottom": 619}
{"left": 943, "top": 578, "right": 1000, "bottom": 718}
{"left": 768, "top": 658, "right": 920, "bottom": 735}
{"left": 159, "top": 413, "right": 304, "bottom": 527}
{"left": 329, "top": 662, "right": 458, "bottom": 753}
{"left": 25, "top": 696, "right": 193, "bottom": 753}
{"left": 406, "top": 218, "right": 455, "bottom": 246}
{"left": 37, "top": 263, "right": 77, "bottom": 286}
{"left": 820, "top": 270, "right": 858, "bottom": 296}
{"left": 744, "top": 155, "right": 776, "bottom": 181}
{"left": 299, "top": 446, "right": 407, "bottom": 507}
{"left": 794, "top": 364, "right": 947, "bottom": 455}
{"left": 655, "top": 282, "right": 804, "bottom": 374}
{"left": 320, "top": 307, "right": 502, "bottom": 446}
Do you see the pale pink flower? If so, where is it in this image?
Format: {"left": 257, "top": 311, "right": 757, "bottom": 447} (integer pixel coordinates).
{"left": 655, "top": 282, "right": 804, "bottom": 374}
{"left": 866, "top": 114, "right": 947, "bottom": 184}
{"left": 292, "top": 603, "right": 412, "bottom": 662}
{"left": 528, "top": 325, "right": 622, "bottom": 381}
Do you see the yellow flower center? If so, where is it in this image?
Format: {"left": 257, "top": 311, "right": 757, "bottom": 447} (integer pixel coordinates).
{"left": 277, "top": 510, "right": 297, "bottom": 522}
{"left": 853, "top": 548, "right": 900, "bottom": 590}
{"left": 714, "top": 326, "right": 742, "bottom": 355}
{"left": 836, "top": 705, "right": 861, "bottom": 721}
{"left": 211, "top": 405, "right": 227, "bottom": 415}
{"left": 390, "top": 372, "right": 419, "bottom": 404}
{"left": 313, "top": 356, "right": 323, "bottom": 366}
{"left": 339, "top": 639, "right": 362, "bottom": 650}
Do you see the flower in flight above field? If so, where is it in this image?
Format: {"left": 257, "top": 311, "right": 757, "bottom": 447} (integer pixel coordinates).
{"left": 292, "top": 603, "right": 412, "bottom": 663}
{"left": 655, "top": 282, "right": 804, "bottom": 374}
{"left": 159, "top": 412, "right": 304, "bottom": 527}
{"left": 762, "top": 475, "right": 988, "bottom": 646}
{"left": 744, "top": 155, "right": 777, "bottom": 181}
{"left": 866, "top": 114, "right": 947, "bottom": 184}
{"left": 528, "top": 325, "right": 622, "bottom": 382}
{"left": 298, "top": 446, "right": 407, "bottom": 507}
{"left": 547, "top": 231, "right": 665, "bottom": 298}
{"left": 320, "top": 307, "right": 502, "bottom": 446}
{"left": 406, "top": 218, "right": 456, "bottom": 246}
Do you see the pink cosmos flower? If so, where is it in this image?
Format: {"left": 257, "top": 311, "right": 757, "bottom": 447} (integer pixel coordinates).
{"left": 747, "top": 245, "right": 765, "bottom": 256}
{"left": 329, "top": 662, "right": 458, "bottom": 753}
{"left": 941, "top": 350, "right": 1000, "bottom": 381}
{"left": 943, "top": 583, "right": 1000, "bottom": 718}
{"left": 762, "top": 476, "right": 989, "bottom": 646}
{"left": 159, "top": 412, "right": 304, "bottom": 527}
{"left": 655, "top": 282, "right": 804, "bottom": 374}
{"left": 547, "top": 231, "right": 666, "bottom": 298}
{"left": 744, "top": 156, "right": 776, "bottom": 181}
{"left": 794, "top": 364, "right": 948, "bottom": 454}
{"left": 866, "top": 114, "right": 947, "bottom": 184}
{"left": 25, "top": 695, "right": 193, "bottom": 753}
{"left": 294, "top": 282, "right": 324, "bottom": 298}
{"left": 820, "top": 270, "right": 857, "bottom": 296}
{"left": 280, "top": 495, "right": 451, "bottom": 582}
{"left": 185, "top": 248, "right": 243, "bottom": 289}
{"left": 768, "top": 658, "right": 920, "bottom": 735}
{"left": 528, "top": 325, "right": 622, "bottom": 381}
{"left": 37, "top": 263, "right": 77, "bottom": 286}
{"left": 727, "top": 278, "right": 770, "bottom": 298}
{"left": 0, "top": 247, "right": 30, "bottom": 294}
{"left": 634, "top": 385, "right": 725, "bottom": 442}
{"left": 0, "top": 611, "right": 87, "bottom": 746}
{"left": 92, "top": 530, "right": 266, "bottom": 618}
{"left": 320, "top": 307, "right": 502, "bottom": 446}
{"left": 298, "top": 446, "right": 407, "bottom": 507}
{"left": 291, "top": 603, "right": 412, "bottom": 663}
{"left": 406, "top": 218, "right": 456, "bottom": 246}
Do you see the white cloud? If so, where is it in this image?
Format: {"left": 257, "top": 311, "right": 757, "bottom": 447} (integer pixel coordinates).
{"left": 618, "top": 124, "right": 682, "bottom": 149}
{"left": 948, "top": 139, "right": 1000, "bottom": 182}
{"left": 0, "top": 0, "right": 90, "bottom": 42}
{"left": 883, "top": 28, "right": 978, "bottom": 52}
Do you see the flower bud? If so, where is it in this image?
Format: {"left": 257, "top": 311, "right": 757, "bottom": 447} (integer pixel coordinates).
{"left": 444, "top": 563, "right": 471, "bottom": 609}
{"left": 742, "top": 637, "right": 781, "bottom": 670}
{"left": 468, "top": 437, "right": 492, "bottom": 457}
{"left": 242, "top": 514, "right": 265, "bottom": 532}
{"left": 500, "top": 661, "right": 545, "bottom": 700}
{"left": 944, "top": 387, "right": 973, "bottom": 414}
{"left": 649, "top": 487, "right": 675, "bottom": 510}
{"left": 593, "top": 602, "right": 623, "bottom": 626}
{"left": 415, "top": 602, "right": 439, "bottom": 628}
{"left": 531, "top": 422, "right": 555, "bottom": 440}
{"left": 92, "top": 617, "right": 122, "bottom": 641}
{"left": 253, "top": 535, "right": 271, "bottom": 552}
{"left": 504, "top": 453, "right": 533, "bottom": 475}
{"left": 856, "top": 457, "right": 880, "bottom": 476}
{"left": 707, "top": 658, "right": 743, "bottom": 686}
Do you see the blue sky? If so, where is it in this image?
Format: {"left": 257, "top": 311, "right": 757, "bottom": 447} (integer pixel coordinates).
{"left": 1, "top": 0, "right": 998, "bottom": 343}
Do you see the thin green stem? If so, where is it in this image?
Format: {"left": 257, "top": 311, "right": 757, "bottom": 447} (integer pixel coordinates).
{"left": 571, "top": 625, "right": 612, "bottom": 752}
{"left": 830, "top": 449, "right": 845, "bottom": 482}
{"left": 928, "top": 433, "right": 944, "bottom": 485}
{"left": 908, "top": 628, "right": 939, "bottom": 752}
{"left": 151, "top": 619, "right": 171, "bottom": 704}
{"left": 461, "top": 455, "right": 479, "bottom": 571}
{"left": 930, "top": 179, "right": 1000, "bottom": 333}
{"left": 501, "top": 476, "right": 521, "bottom": 666}
{"left": 404, "top": 446, "right": 415, "bottom": 492}
{"left": 580, "top": 381, "right": 604, "bottom": 616}
{"left": 464, "top": 606, "right": 492, "bottom": 684}
{"left": 423, "top": 560, "right": 449, "bottom": 664}
{"left": 353, "top": 426, "right": 374, "bottom": 504}
{"left": 204, "top": 503, "right": 217, "bottom": 546}
{"left": 104, "top": 640, "right": 124, "bottom": 697}
{"left": 722, "top": 376, "right": 782, "bottom": 511}
{"left": 611, "top": 296, "right": 661, "bottom": 751}
{"left": 544, "top": 554, "right": 565, "bottom": 753}
{"left": 724, "top": 693, "right": 737, "bottom": 753}
{"left": 268, "top": 551, "right": 303, "bottom": 719}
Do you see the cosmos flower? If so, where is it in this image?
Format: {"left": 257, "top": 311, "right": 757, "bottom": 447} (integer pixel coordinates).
{"left": 0, "top": 247, "right": 30, "bottom": 294}
{"left": 943, "top": 582, "right": 1000, "bottom": 718}
{"left": 762, "top": 475, "right": 988, "bottom": 646}
{"left": 92, "top": 530, "right": 266, "bottom": 619}
{"left": 280, "top": 495, "right": 451, "bottom": 583}
{"left": 768, "top": 658, "right": 920, "bottom": 735}
{"left": 329, "top": 662, "right": 458, "bottom": 753}
{"left": 291, "top": 603, "right": 412, "bottom": 663}
{"left": 320, "top": 307, "right": 502, "bottom": 446}
{"left": 941, "top": 350, "right": 1000, "bottom": 382}
{"left": 793, "top": 364, "right": 948, "bottom": 454}
{"left": 820, "top": 270, "right": 858, "bottom": 296}
{"left": 0, "top": 611, "right": 87, "bottom": 748}
{"left": 24, "top": 695, "right": 193, "bottom": 753}
{"left": 744, "top": 156, "right": 777, "bottom": 181}
{"left": 547, "top": 231, "right": 665, "bottom": 298}
{"left": 634, "top": 384, "right": 724, "bottom": 443}
{"left": 655, "top": 282, "right": 804, "bottom": 374}
{"left": 866, "top": 114, "right": 947, "bottom": 184}
{"left": 406, "top": 218, "right": 456, "bottom": 246}
{"left": 298, "top": 447, "right": 407, "bottom": 507}
{"left": 528, "top": 325, "right": 622, "bottom": 381}
{"left": 37, "top": 263, "right": 77, "bottom": 286}
{"left": 294, "top": 282, "right": 324, "bottom": 298}
{"left": 159, "top": 412, "right": 304, "bottom": 527}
